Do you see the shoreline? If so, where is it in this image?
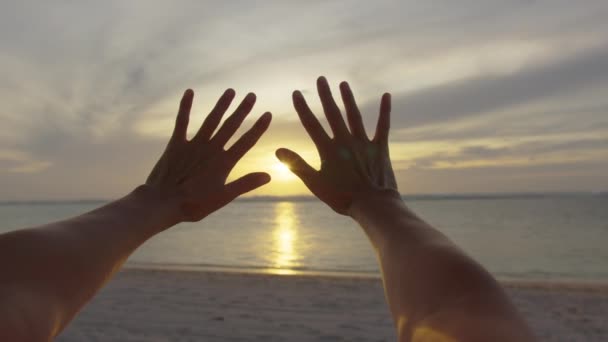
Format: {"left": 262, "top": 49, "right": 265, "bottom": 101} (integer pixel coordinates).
{"left": 124, "top": 263, "right": 608, "bottom": 291}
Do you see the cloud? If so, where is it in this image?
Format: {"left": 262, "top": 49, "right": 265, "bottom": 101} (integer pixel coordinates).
{"left": 0, "top": 149, "right": 51, "bottom": 174}
{"left": 396, "top": 137, "right": 608, "bottom": 170}
{"left": 0, "top": 1, "right": 607, "bottom": 199}
{"left": 358, "top": 44, "right": 608, "bottom": 132}
{"left": 397, "top": 159, "right": 608, "bottom": 194}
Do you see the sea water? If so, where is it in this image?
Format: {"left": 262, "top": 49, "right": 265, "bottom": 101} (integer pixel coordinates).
{"left": 1, "top": 195, "right": 606, "bottom": 281}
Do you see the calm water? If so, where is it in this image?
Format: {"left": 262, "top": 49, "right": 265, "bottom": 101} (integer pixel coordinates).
{"left": 1, "top": 196, "right": 607, "bottom": 281}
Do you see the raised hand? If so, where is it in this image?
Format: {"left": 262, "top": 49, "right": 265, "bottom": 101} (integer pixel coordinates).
{"left": 146, "top": 89, "right": 272, "bottom": 222}
{"left": 276, "top": 77, "right": 398, "bottom": 215}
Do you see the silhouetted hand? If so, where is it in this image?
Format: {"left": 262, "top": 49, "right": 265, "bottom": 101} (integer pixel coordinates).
{"left": 276, "top": 77, "right": 398, "bottom": 215}
{"left": 146, "top": 89, "right": 272, "bottom": 222}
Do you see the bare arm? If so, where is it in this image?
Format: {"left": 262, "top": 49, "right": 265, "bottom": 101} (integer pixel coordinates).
{"left": 0, "top": 89, "right": 272, "bottom": 341}
{"left": 276, "top": 77, "right": 535, "bottom": 341}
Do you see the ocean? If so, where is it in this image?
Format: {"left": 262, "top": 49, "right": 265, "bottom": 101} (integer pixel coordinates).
{"left": 1, "top": 195, "right": 607, "bottom": 282}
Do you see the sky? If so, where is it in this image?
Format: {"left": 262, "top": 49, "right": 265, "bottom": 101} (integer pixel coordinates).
{"left": 1, "top": 0, "right": 607, "bottom": 200}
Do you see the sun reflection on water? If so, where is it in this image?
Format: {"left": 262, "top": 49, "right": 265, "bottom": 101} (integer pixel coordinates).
{"left": 271, "top": 202, "right": 300, "bottom": 275}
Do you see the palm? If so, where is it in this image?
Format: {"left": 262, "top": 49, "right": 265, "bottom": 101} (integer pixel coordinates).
{"left": 276, "top": 77, "right": 397, "bottom": 215}
{"left": 147, "top": 89, "right": 272, "bottom": 222}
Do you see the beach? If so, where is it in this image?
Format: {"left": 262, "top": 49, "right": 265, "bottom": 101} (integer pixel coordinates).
{"left": 3, "top": 198, "right": 606, "bottom": 341}
{"left": 57, "top": 269, "right": 608, "bottom": 342}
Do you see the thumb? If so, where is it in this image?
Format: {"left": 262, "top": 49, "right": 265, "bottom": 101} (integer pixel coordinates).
{"left": 275, "top": 148, "right": 318, "bottom": 189}
{"left": 222, "top": 172, "right": 271, "bottom": 204}
{"left": 180, "top": 172, "right": 270, "bottom": 221}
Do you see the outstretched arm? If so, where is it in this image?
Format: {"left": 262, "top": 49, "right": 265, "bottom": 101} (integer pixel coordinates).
{"left": 0, "top": 89, "right": 272, "bottom": 341}
{"left": 276, "top": 77, "right": 535, "bottom": 341}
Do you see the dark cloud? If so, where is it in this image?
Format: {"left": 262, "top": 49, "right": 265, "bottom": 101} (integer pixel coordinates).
{"left": 395, "top": 103, "right": 608, "bottom": 143}
{"left": 397, "top": 160, "right": 608, "bottom": 194}
{"left": 359, "top": 45, "right": 608, "bottom": 131}
{"left": 397, "top": 137, "right": 608, "bottom": 171}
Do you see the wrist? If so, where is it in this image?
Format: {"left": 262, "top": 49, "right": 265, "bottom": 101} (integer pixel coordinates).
{"left": 129, "top": 185, "right": 182, "bottom": 230}
{"left": 348, "top": 188, "right": 401, "bottom": 216}
{"left": 348, "top": 190, "right": 433, "bottom": 252}
{"left": 348, "top": 189, "right": 419, "bottom": 223}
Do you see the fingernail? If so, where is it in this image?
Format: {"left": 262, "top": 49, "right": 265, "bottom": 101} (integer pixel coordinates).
{"left": 184, "top": 89, "right": 194, "bottom": 96}
{"left": 293, "top": 90, "right": 303, "bottom": 99}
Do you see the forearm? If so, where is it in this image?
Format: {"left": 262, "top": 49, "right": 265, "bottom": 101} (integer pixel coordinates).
{"left": 0, "top": 185, "right": 179, "bottom": 338}
{"left": 0, "top": 86, "right": 270, "bottom": 340}
{"left": 284, "top": 77, "right": 533, "bottom": 340}
{"left": 349, "top": 193, "right": 462, "bottom": 315}
{"left": 349, "top": 192, "right": 446, "bottom": 253}
{"left": 349, "top": 193, "right": 532, "bottom": 340}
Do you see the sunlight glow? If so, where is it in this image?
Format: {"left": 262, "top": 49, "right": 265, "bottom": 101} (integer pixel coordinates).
{"left": 272, "top": 161, "right": 297, "bottom": 182}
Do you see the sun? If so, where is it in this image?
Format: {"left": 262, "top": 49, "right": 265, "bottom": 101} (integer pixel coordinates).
{"left": 272, "top": 161, "right": 297, "bottom": 181}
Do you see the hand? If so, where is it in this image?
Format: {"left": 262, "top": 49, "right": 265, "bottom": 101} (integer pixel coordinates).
{"left": 146, "top": 89, "right": 272, "bottom": 222}
{"left": 276, "top": 76, "right": 398, "bottom": 215}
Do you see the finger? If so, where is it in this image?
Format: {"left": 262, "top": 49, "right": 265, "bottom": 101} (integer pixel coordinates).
{"left": 226, "top": 112, "right": 272, "bottom": 164}
{"left": 193, "top": 88, "right": 236, "bottom": 142}
{"left": 293, "top": 90, "right": 331, "bottom": 153}
{"left": 171, "top": 89, "right": 194, "bottom": 142}
{"left": 339, "top": 81, "right": 368, "bottom": 140}
{"left": 317, "top": 76, "right": 350, "bottom": 139}
{"left": 374, "top": 93, "right": 391, "bottom": 145}
{"left": 275, "top": 148, "right": 318, "bottom": 189}
{"left": 211, "top": 92, "right": 256, "bottom": 148}
{"left": 222, "top": 172, "right": 271, "bottom": 203}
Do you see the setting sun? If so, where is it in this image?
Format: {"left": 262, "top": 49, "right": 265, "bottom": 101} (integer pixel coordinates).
{"left": 272, "top": 161, "right": 297, "bottom": 181}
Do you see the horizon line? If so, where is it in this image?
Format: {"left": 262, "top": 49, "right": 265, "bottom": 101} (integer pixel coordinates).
{"left": 1, "top": 191, "right": 606, "bottom": 205}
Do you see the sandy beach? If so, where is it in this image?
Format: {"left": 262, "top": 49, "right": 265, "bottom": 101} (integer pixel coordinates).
{"left": 56, "top": 269, "right": 608, "bottom": 342}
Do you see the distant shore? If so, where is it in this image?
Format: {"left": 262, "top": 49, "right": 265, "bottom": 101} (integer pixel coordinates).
{"left": 58, "top": 268, "right": 608, "bottom": 341}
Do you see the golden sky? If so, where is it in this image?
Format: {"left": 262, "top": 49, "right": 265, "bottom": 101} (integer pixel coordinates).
{"left": 1, "top": 1, "right": 607, "bottom": 200}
